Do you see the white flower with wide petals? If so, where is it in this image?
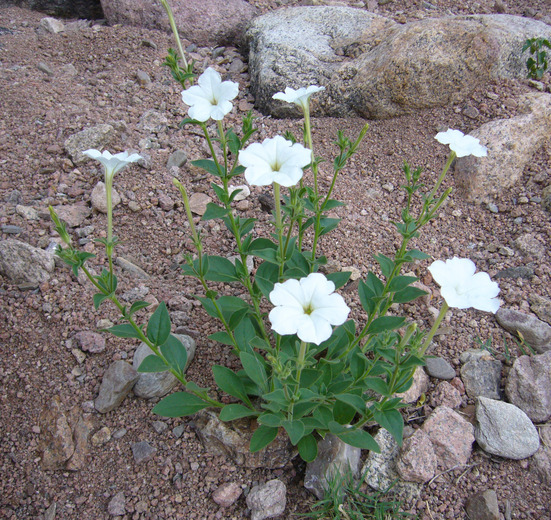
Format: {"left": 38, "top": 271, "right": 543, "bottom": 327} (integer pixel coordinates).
{"left": 428, "top": 257, "right": 500, "bottom": 313}
{"left": 238, "top": 136, "right": 311, "bottom": 187}
{"left": 269, "top": 273, "right": 350, "bottom": 345}
{"left": 272, "top": 85, "right": 325, "bottom": 112}
{"left": 82, "top": 149, "right": 142, "bottom": 181}
{"left": 435, "top": 129, "right": 487, "bottom": 158}
{"left": 181, "top": 67, "right": 239, "bottom": 122}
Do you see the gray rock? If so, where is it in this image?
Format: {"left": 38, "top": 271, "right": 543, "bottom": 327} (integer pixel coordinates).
{"left": 514, "top": 233, "right": 546, "bottom": 259}
{"left": 132, "top": 334, "right": 196, "bottom": 399}
{"left": 166, "top": 150, "right": 188, "bottom": 169}
{"left": 15, "top": 0, "right": 102, "bottom": 18}
{"left": 475, "top": 396, "right": 540, "bottom": 459}
{"left": 0, "top": 239, "right": 55, "bottom": 286}
{"left": 247, "top": 9, "right": 551, "bottom": 119}
{"left": 91, "top": 181, "right": 121, "bottom": 214}
{"left": 136, "top": 70, "right": 151, "bottom": 87}
{"left": 193, "top": 410, "right": 296, "bottom": 469}
{"left": 530, "top": 294, "right": 551, "bottom": 326}
{"left": 455, "top": 92, "right": 551, "bottom": 201}
{"left": 64, "top": 124, "right": 116, "bottom": 165}
{"left": 37, "top": 61, "right": 54, "bottom": 76}
{"left": 304, "top": 434, "right": 361, "bottom": 499}
{"left": 495, "top": 265, "right": 534, "bottom": 280}
{"left": 107, "top": 492, "right": 126, "bottom": 516}
{"left": 94, "top": 361, "right": 139, "bottom": 413}
{"left": 396, "top": 429, "right": 437, "bottom": 483}
{"left": 496, "top": 308, "right": 551, "bottom": 353}
{"left": 425, "top": 356, "right": 455, "bottom": 380}
{"left": 362, "top": 429, "right": 422, "bottom": 502}
{"left": 246, "top": 479, "right": 286, "bottom": 520}
{"left": 115, "top": 256, "right": 150, "bottom": 279}
{"left": 54, "top": 203, "right": 92, "bottom": 228}
{"left": 422, "top": 406, "right": 475, "bottom": 470}
{"left": 73, "top": 331, "right": 106, "bottom": 354}
{"left": 189, "top": 192, "right": 212, "bottom": 216}
{"left": 4, "top": 189, "right": 22, "bottom": 205}
{"left": 131, "top": 441, "right": 156, "bottom": 463}
{"left": 39, "top": 16, "right": 65, "bottom": 33}
{"left": 15, "top": 204, "right": 39, "bottom": 220}
{"left": 101, "top": 0, "right": 258, "bottom": 47}
{"left": 505, "top": 352, "right": 551, "bottom": 423}
{"left": 1, "top": 225, "right": 24, "bottom": 234}
{"left": 212, "top": 482, "right": 242, "bottom": 508}
{"left": 465, "top": 489, "right": 500, "bottom": 520}
{"left": 460, "top": 356, "right": 502, "bottom": 400}
{"left": 138, "top": 109, "right": 168, "bottom": 133}
{"left": 530, "top": 424, "right": 551, "bottom": 485}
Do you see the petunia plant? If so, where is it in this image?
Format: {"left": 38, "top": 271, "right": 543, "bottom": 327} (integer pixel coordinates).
{"left": 50, "top": 60, "right": 499, "bottom": 462}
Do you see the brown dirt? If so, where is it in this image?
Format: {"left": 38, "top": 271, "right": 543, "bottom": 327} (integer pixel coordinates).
{"left": 1, "top": 1, "right": 550, "bottom": 519}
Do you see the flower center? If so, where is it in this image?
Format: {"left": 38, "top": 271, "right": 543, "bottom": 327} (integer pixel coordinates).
{"left": 303, "top": 303, "right": 314, "bottom": 315}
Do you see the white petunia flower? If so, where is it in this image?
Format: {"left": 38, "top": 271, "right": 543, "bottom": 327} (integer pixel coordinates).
{"left": 238, "top": 136, "right": 311, "bottom": 187}
{"left": 272, "top": 85, "right": 325, "bottom": 112}
{"left": 434, "top": 129, "right": 487, "bottom": 158}
{"left": 82, "top": 149, "right": 142, "bottom": 181}
{"left": 269, "top": 273, "right": 350, "bottom": 345}
{"left": 181, "top": 67, "right": 239, "bottom": 122}
{"left": 428, "top": 257, "right": 500, "bottom": 313}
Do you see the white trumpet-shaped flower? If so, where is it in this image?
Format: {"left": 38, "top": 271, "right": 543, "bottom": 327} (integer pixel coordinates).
{"left": 181, "top": 67, "right": 239, "bottom": 122}
{"left": 434, "top": 129, "right": 488, "bottom": 158}
{"left": 82, "top": 149, "right": 142, "bottom": 181}
{"left": 238, "top": 136, "right": 311, "bottom": 187}
{"left": 269, "top": 273, "right": 350, "bottom": 345}
{"left": 428, "top": 257, "right": 500, "bottom": 313}
{"left": 272, "top": 85, "right": 325, "bottom": 112}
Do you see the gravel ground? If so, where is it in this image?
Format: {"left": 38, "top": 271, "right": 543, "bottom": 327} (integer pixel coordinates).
{"left": 1, "top": 1, "right": 550, "bottom": 519}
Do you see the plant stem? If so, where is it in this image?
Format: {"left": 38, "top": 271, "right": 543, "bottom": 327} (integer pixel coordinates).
{"left": 420, "top": 301, "right": 449, "bottom": 355}
{"left": 428, "top": 151, "right": 455, "bottom": 201}
{"left": 159, "top": 0, "right": 188, "bottom": 72}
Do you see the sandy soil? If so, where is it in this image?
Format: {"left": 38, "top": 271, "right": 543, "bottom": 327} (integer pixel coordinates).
{"left": 1, "top": 1, "right": 550, "bottom": 519}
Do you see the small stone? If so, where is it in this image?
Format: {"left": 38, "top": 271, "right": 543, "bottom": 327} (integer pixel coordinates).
{"left": 55, "top": 204, "right": 92, "bottom": 228}
{"left": 37, "top": 62, "right": 54, "bottom": 76}
{"left": 0, "top": 239, "right": 55, "bottom": 286}
{"left": 530, "top": 294, "right": 551, "bottom": 326}
{"left": 141, "top": 39, "right": 157, "bottom": 49}
{"left": 131, "top": 441, "right": 157, "bottom": 463}
{"left": 40, "top": 17, "right": 65, "bottom": 33}
{"left": 112, "top": 428, "right": 127, "bottom": 439}
{"left": 465, "top": 489, "right": 500, "bottom": 520}
{"left": 64, "top": 124, "right": 115, "bottom": 164}
{"left": 94, "top": 361, "right": 139, "bottom": 413}
{"left": 1, "top": 225, "right": 24, "bottom": 234}
{"left": 74, "top": 331, "right": 106, "bottom": 354}
{"left": 514, "top": 233, "right": 546, "bottom": 258}
{"left": 212, "top": 482, "right": 242, "bottom": 507}
{"left": 395, "top": 366, "right": 429, "bottom": 403}
{"left": 157, "top": 192, "right": 175, "bottom": 211}
{"left": 91, "top": 426, "right": 112, "bottom": 446}
{"left": 38, "top": 396, "right": 75, "bottom": 470}
{"left": 496, "top": 308, "right": 551, "bottom": 353}
{"left": 15, "top": 204, "right": 39, "bottom": 220}
{"left": 495, "top": 265, "right": 534, "bottom": 280}
{"left": 189, "top": 192, "right": 212, "bottom": 215}
{"left": 460, "top": 356, "right": 502, "bottom": 400}
{"left": 152, "top": 421, "right": 168, "bottom": 434}
{"left": 91, "top": 181, "right": 121, "bottom": 214}
{"left": 173, "top": 425, "right": 185, "bottom": 438}
{"left": 430, "top": 381, "right": 462, "bottom": 409}
{"left": 166, "top": 150, "right": 188, "bottom": 169}
{"left": 425, "top": 356, "right": 455, "bottom": 379}
{"left": 462, "top": 105, "right": 480, "bottom": 119}
{"left": 115, "top": 256, "right": 150, "bottom": 279}
{"left": 396, "top": 429, "right": 437, "bottom": 483}
{"left": 246, "top": 479, "right": 286, "bottom": 520}
{"left": 487, "top": 203, "right": 499, "bottom": 213}
{"left": 107, "top": 492, "right": 126, "bottom": 516}
{"left": 136, "top": 70, "right": 151, "bottom": 86}
{"left": 128, "top": 201, "right": 141, "bottom": 212}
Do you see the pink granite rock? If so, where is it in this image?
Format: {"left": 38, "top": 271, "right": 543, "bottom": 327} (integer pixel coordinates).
{"left": 100, "top": 0, "right": 258, "bottom": 47}
{"left": 396, "top": 429, "right": 437, "bottom": 483}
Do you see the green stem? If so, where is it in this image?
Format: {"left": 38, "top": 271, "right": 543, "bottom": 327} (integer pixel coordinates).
{"left": 428, "top": 151, "right": 455, "bottom": 201}
{"left": 420, "top": 301, "right": 449, "bottom": 355}
{"left": 273, "top": 182, "right": 285, "bottom": 279}
{"left": 159, "top": 0, "right": 188, "bottom": 72}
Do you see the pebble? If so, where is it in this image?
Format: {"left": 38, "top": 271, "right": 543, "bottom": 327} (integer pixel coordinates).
{"left": 487, "top": 202, "right": 499, "bottom": 213}
{"left": 131, "top": 441, "right": 157, "bottom": 463}
{"left": 107, "top": 492, "right": 126, "bottom": 516}
{"left": 1, "top": 225, "right": 24, "bottom": 234}
{"left": 37, "top": 61, "right": 54, "bottom": 76}
{"left": 91, "top": 427, "right": 112, "bottom": 446}
{"left": 425, "top": 356, "right": 455, "bottom": 379}
{"left": 212, "top": 482, "right": 242, "bottom": 507}
{"left": 152, "top": 420, "right": 168, "bottom": 434}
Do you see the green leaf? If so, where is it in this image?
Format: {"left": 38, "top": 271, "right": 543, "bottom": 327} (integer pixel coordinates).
{"left": 364, "top": 376, "right": 391, "bottom": 396}
{"left": 300, "top": 368, "right": 322, "bottom": 388}
{"left": 313, "top": 406, "right": 333, "bottom": 430}
{"left": 227, "top": 129, "right": 241, "bottom": 156}
{"left": 255, "top": 261, "right": 279, "bottom": 298}
{"left": 93, "top": 292, "right": 111, "bottom": 310}
{"left": 203, "top": 255, "right": 239, "bottom": 282}
{"left": 258, "top": 413, "right": 284, "bottom": 428}
{"left": 147, "top": 302, "right": 171, "bottom": 347}
{"left": 336, "top": 393, "right": 366, "bottom": 415}
{"left": 202, "top": 203, "right": 230, "bottom": 221}
{"left": 208, "top": 331, "right": 234, "bottom": 345}
{"left": 403, "top": 249, "right": 431, "bottom": 261}
{"left": 373, "top": 408, "right": 404, "bottom": 446}
{"left": 374, "top": 253, "right": 395, "bottom": 279}
{"left": 212, "top": 365, "right": 252, "bottom": 406}
{"left": 367, "top": 316, "right": 405, "bottom": 335}
{"left": 319, "top": 217, "right": 340, "bottom": 237}
{"left": 388, "top": 275, "right": 418, "bottom": 293}
{"left": 228, "top": 306, "right": 249, "bottom": 331}
{"left": 219, "top": 404, "right": 258, "bottom": 421}
{"left": 105, "top": 323, "right": 142, "bottom": 339}
{"left": 128, "top": 300, "right": 151, "bottom": 315}
{"left": 138, "top": 354, "right": 167, "bottom": 373}
{"left": 161, "top": 334, "right": 188, "bottom": 374}
{"left": 249, "top": 425, "right": 279, "bottom": 452}
{"left": 191, "top": 158, "right": 221, "bottom": 177}
{"left": 393, "top": 286, "right": 428, "bottom": 303}
{"left": 364, "top": 272, "right": 384, "bottom": 296}
{"left": 152, "top": 392, "right": 209, "bottom": 417}
{"left": 358, "top": 281, "right": 376, "bottom": 315}
{"left": 334, "top": 426, "right": 380, "bottom": 452}
{"left": 326, "top": 271, "right": 351, "bottom": 289}
{"left": 282, "top": 420, "right": 305, "bottom": 445}
{"left": 322, "top": 199, "right": 345, "bottom": 211}
{"left": 240, "top": 351, "right": 269, "bottom": 393}
{"left": 297, "top": 434, "right": 318, "bottom": 462}
{"left": 332, "top": 399, "right": 357, "bottom": 425}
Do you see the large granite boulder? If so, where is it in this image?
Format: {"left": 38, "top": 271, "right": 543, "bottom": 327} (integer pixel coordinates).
{"left": 4, "top": 0, "right": 103, "bottom": 18}
{"left": 246, "top": 8, "right": 551, "bottom": 119}
{"left": 100, "top": 0, "right": 258, "bottom": 47}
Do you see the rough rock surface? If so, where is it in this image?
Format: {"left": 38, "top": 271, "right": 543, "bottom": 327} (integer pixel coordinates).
{"left": 505, "top": 352, "right": 551, "bottom": 423}
{"left": 94, "top": 360, "right": 139, "bottom": 413}
{"left": 460, "top": 356, "right": 502, "bottom": 400}
{"left": 100, "top": 0, "right": 257, "bottom": 47}
{"left": 91, "top": 181, "right": 121, "bottom": 214}
{"left": 395, "top": 366, "right": 429, "bottom": 403}
{"left": 396, "top": 429, "right": 437, "bottom": 483}
{"left": 63, "top": 124, "right": 115, "bottom": 164}
{"left": 0, "top": 238, "right": 55, "bottom": 285}
{"left": 530, "top": 424, "right": 551, "bottom": 485}
{"left": 465, "top": 489, "right": 500, "bottom": 520}
{"left": 422, "top": 406, "right": 475, "bottom": 469}
{"left": 304, "top": 434, "right": 361, "bottom": 499}
{"left": 454, "top": 93, "right": 551, "bottom": 201}
{"left": 38, "top": 396, "right": 75, "bottom": 470}
{"left": 246, "top": 8, "right": 551, "bottom": 119}
{"left": 7, "top": 0, "right": 103, "bottom": 18}
{"left": 475, "top": 396, "right": 540, "bottom": 459}
{"left": 246, "top": 479, "right": 286, "bottom": 520}
{"left": 496, "top": 308, "right": 551, "bottom": 353}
